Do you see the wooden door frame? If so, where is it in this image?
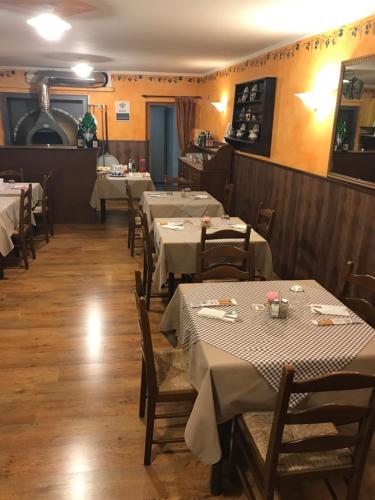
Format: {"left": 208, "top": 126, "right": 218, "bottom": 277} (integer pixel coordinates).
{"left": 145, "top": 101, "right": 175, "bottom": 177}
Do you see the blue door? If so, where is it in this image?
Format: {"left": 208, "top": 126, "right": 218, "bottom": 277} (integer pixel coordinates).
{"left": 149, "top": 104, "right": 179, "bottom": 183}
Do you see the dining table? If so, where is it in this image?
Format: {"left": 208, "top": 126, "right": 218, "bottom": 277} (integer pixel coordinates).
{"left": 140, "top": 191, "right": 224, "bottom": 228}
{"left": 0, "top": 182, "right": 43, "bottom": 277}
{"left": 152, "top": 217, "right": 273, "bottom": 292}
{"left": 90, "top": 172, "right": 155, "bottom": 222}
{"left": 160, "top": 279, "right": 375, "bottom": 473}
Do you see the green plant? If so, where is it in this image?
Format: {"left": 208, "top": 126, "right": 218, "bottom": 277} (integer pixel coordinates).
{"left": 79, "top": 112, "right": 97, "bottom": 133}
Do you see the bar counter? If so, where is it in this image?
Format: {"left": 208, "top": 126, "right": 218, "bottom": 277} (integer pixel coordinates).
{"left": 0, "top": 145, "right": 98, "bottom": 223}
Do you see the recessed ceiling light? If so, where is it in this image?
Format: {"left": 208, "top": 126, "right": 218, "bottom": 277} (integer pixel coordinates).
{"left": 27, "top": 13, "right": 71, "bottom": 41}
{"left": 72, "top": 63, "right": 94, "bottom": 78}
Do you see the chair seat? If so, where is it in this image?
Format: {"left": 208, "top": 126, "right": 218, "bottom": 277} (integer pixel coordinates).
{"left": 242, "top": 412, "right": 353, "bottom": 474}
{"left": 154, "top": 347, "right": 194, "bottom": 393}
{"left": 12, "top": 224, "right": 32, "bottom": 237}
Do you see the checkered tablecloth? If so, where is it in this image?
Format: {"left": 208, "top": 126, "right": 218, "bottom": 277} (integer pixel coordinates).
{"left": 180, "top": 281, "right": 374, "bottom": 406}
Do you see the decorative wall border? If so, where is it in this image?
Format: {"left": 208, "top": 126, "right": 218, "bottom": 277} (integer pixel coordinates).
{"left": 203, "top": 16, "right": 375, "bottom": 81}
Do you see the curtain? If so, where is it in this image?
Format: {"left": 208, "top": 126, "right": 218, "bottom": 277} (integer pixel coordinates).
{"left": 175, "top": 97, "right": 196, "bottom": 155}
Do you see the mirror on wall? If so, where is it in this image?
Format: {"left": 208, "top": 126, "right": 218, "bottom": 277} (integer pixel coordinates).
{"left": 329, "top": 55, "right": 375, "bottom": 189}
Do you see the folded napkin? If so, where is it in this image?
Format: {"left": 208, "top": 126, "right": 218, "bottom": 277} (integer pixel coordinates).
{"left": 162, "top": 223, "right": 184, "bottom": 231}
{"left": 197, "top": 307, "right": 237, "bottom": 323}
{"left": 150, "top": 193, "right": 167, "bottom": 198}
{"left": 12, "top": 184, "right": 29, "bottom": 190}
{"left": 229, "top": 223, "right": 246, "bottom": 230}
{"left": 310, "top": 304, "right": 350, "bottom": 316}
{"left": 194, "top": 194, "right": 209, "bottom": 199}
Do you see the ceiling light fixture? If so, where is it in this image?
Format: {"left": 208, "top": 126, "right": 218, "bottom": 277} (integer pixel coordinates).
{"left": 72, "top": 63, "right": 94, "bottom": 78}
{"left": 27, "top": 13, "right": 71, "bottom": 41}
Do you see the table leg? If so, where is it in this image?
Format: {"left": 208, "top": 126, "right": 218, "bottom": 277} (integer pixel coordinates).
{"left": 210, "top": 420, "right": 232, "bottom": 496}
{"left": 100, "top": 199, "right": 106, "bottom": 223}
{"left": 0, "top": 256, "right": 4, "bottom": 279}
{"left": 168, "top": 273, "right": 175, "bottom": 301}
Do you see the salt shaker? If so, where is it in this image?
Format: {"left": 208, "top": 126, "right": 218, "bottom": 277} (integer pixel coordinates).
{"left": 270, "top": 299, "right": 280, "bottom": 318}
{"left": 279, "top": 298, "right": 289, "bottom": 319}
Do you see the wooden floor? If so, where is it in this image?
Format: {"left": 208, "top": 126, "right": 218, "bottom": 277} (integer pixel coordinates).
{"left": 0, "top": 207, "right": 374, "bottom": 499}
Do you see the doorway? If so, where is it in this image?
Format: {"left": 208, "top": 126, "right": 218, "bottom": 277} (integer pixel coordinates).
{"left": 148, "top": 104, "right": 179, "bottom": 183}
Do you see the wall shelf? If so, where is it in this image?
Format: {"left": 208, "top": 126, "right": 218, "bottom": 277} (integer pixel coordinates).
{"left": 225, "top": 77, "right": 276, "bottom": 157}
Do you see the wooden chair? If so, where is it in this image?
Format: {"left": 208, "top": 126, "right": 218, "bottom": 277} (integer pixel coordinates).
{"left": 256, "top": 202, "right": 275, "bottom": 240}
{"left": 223, "top": 183, "right": 235, "bottom": 215}
{"left": 134, "top": 270, "right": 197, "bottom": 465}
{"left": 196, "top": 243, "right": 255, "bottom": 282}
{"left": 11, "top": 184, "right": 35, "bottom": 269}
{"left": 230, "top": 364, "right": 375, "bottom": 500}
{"left": 126, "top": 181, "right": 142, "bottom": 257}
{"left": 0, "top": 168, "right": 24, "bottom": 182}
{"left": 336, "top": 261, "right": 375, "bottom": 328}
{"left": 201, "top": 224, "right": 251, "bottom": 251}
{"left": 163, "top": 175, "right": 192, "bottom": 190}
{"left": 140, "top": 211, "right": 168, "bottom": 310}
{"left": 32, "top": 171, "right": 54, "bottom": 243}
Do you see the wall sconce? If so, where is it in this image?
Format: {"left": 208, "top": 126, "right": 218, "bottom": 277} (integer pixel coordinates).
{"left": 295, "top": 92, "right": 318, "bottom": 111}
{"left": 211, "top": 101, "right": 227, "bottom": 113}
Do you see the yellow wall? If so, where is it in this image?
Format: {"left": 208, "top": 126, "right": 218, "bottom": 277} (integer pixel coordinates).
{"left": 0, "top": 13, "right": 374, "bottom": 176}
{"left": 196, "top": 14, "right": 375, "bottom": 176}
{"left": 0, "top": 72, "right": 201, "bottom": 142}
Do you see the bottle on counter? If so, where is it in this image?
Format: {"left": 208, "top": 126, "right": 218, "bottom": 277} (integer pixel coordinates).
{"left": 132, "top": 158, "right": 137, "bottom": 172}
{"left": 77, "top": 127, "right": 85, "bottom": 148}
{"left": 92, "top": 132, "right": 99, "bottom": 149}
{"left": 139, "top": 158, "right": 146, "bottom": 173}
{"left": 128, "top": 158, "right": 133, "bottom": 171}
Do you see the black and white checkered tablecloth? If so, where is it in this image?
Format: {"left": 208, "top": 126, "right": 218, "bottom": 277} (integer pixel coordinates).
{"left": 180, "top": 281, "right": 374, "bottom": 406}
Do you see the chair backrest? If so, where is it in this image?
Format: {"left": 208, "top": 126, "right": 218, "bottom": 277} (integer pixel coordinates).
{"left": 265, "top": 364, "right": 375, "bottom": 489}
{"left": 18, "top": 184, "right": 32, "bottom": 234}
{"left": 164, "top": 175, "right": 192, "bottom": 190}
{"left": 196, "top": 243, "right": 255, "bottom": 282}
{"left": 255, "top": 202, "right": 275, "bottom": 240}
{"left": 223, "top": 183, "right": 235, "bottom": 215}
{"left": 0, "top": 168, "right": 24, "bottom": 182}
{"left": 41, "top": 171, "right": 52, "bottom": 212}
{"left": 336, "top": 261, "right": 375, "bottom": 328}
{"left": 134, "top": 269, "right": 144, "bottom": 299}
{"left": 201, "top": 224, "right": 251, "bottom": 252}
{"left": 125, "top": 180, "right": 137, "bottom": 220}
{"left": 140, "top": 211, "right": 153, "bottom": 272}
{"left": 134, "top": 280, "right": 158, "bottom": 395}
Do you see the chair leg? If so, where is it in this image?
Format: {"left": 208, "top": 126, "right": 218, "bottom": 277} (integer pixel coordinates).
{"left": 29, "top": 231, "right": 36, "bottom": 259}
{"left": 139, "top": 358, "right": 147, "bottom": 418}
{"left": 143, "top": 259, "right": 148, "bottom": 296}
{"left": 20, "top": 236, "right": 29, "bottom": 270}
{"left": 146, "top": 270, "right": 152, "bottom": 310}
{"left": 130, "top": 223, "right": 135, "bottom": 257}
{"left": 127, "top": 215, "right": 132, "bottom": 249}
{"left": 144, "top": 397, "right": 156, "bottom": 465}
{"left": 43, "top": 212, "right": 49, "bottom": 243}
{"left": 48, "top": 210, "right": 54, "bottom": 236}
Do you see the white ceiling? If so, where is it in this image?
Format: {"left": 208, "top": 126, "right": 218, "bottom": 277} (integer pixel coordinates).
{"left": 0, "top": 0, "right": 374, "bottom": 75}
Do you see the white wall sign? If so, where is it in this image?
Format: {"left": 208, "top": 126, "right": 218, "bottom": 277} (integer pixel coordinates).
{"left": 115, "top": 100, "right": 130, "bottom": 120}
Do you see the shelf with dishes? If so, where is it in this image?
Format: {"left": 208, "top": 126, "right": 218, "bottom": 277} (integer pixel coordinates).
{"left": 225, "top": 77, "right": 276, "bottom": 157}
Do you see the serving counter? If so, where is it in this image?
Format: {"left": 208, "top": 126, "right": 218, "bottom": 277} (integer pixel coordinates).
{"left": 0, "top": 146, "right": 97, "bottom": 223}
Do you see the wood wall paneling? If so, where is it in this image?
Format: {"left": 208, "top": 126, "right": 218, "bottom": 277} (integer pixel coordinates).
{"left": 107, "top": 140, "right": 147, "bottom": 166}
{"left": 232, "top": 153, "right": 375, "bottom": 294}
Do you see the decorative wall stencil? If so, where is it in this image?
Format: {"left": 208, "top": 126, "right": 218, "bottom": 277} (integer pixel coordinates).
{"left": 203, "top": 17, "right": 375, "bottom": 82}
{"left": 112, "top": 74, "right": 203, "bottom": 84}
{"left": 0, "top": 70, "right": 15, "bottom": 78}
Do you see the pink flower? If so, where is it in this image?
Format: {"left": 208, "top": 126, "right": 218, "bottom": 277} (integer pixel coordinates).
{"left": 266, "top": 291, "right": 280, "bottom": 303}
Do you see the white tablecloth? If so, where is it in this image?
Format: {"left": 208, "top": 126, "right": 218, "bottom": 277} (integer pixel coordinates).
{"left": 90, "top": 173, "right": 155, "bottom": 208}
{"left": 152, "top": 217, "right": 273, "bottom": 290}
{"left": 0, "top": 183, "right": 42, "bottom": 257}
